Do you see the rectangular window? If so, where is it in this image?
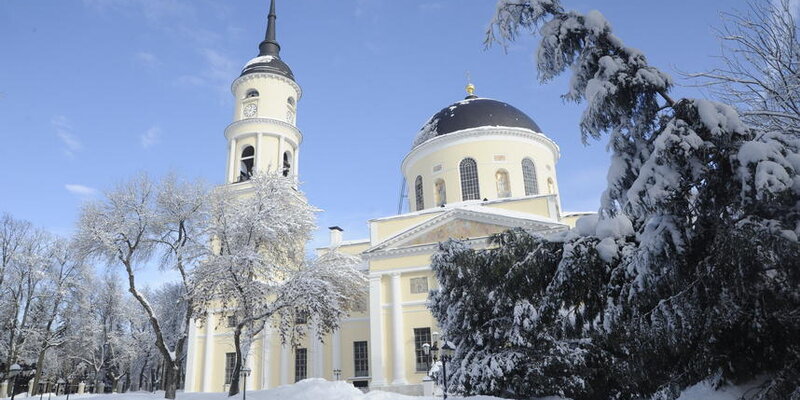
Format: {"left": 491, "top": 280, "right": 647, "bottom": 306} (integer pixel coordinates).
{"left": 295, "top": 311, "right": 308, "bottom": 325}
{"left": 227, "top": 315, "right": 237, "bottom": 328}
{"left": 294, "top": 348, "right": 307, "bottom": 382}
{"left": 410, "top": 277, "right": 428, "bottom": 294}
{"left": 224, "top": 352, "right": 236, "bottom": 384}
{"left": 414, "top": 328, "right": 432, "bottom": 372}
{"left": 353, "top": 341, "right": 369, "bottom": 377}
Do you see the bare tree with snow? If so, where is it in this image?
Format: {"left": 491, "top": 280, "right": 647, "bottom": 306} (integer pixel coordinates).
{"left": 192, "top": 173, "right": 365, "bottom": 397}
{"left": 689, "top": 0, "right": 800, "bottom": 135}
{"left": 75, "top": 174, "right": 209, "bottom": 399}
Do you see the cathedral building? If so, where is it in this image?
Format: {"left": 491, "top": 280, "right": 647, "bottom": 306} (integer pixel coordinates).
{"left": 184, "top": 1, "right": 589, "bottom": 395}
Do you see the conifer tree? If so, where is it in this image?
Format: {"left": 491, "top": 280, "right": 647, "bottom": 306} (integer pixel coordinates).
{"left": 430, "top": 1, "right": 800, "bottom": 399}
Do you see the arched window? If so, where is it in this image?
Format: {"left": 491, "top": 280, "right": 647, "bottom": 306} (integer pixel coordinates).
{"left": 496, "top": 169, "right": 511, "bottom": 198}
{"left": 434, "top": 179, "right": 447, "bottom": 207}
{"left": 282, "top": 151, "right": 292, "bottom": 177}
{"left": 287, "top": 97, "right": 296, "bottom": 124}
{"left": 547, "top": 177, "right": 555, "bottom": 194}
{"left": 459, "top": 158, "right": 480, "bottom": 201}
{"left": 239, "top": 146, "right": 255, "bottom": 182}
{"left": 246, "top": 89, "right": 259, "bottom": 98}
{"left": 522, "top": 158, "right": 539, "bottom": 196}
{"left": 414, "top": 176, "right": 424, "bottom": 211}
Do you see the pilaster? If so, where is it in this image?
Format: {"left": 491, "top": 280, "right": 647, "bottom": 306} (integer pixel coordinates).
{"left": 390, "top": 272, "right": 407, "bottom": 385}
{"left": 368, "top": 274, "right": 387, "bottom": 387}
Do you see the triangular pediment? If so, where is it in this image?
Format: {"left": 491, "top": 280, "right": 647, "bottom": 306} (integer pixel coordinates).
{"left": 403, "top": 219, "right": 509, "bottom": 246}
{"left": 365, "top": 206, "right": 568, "bottom": 256}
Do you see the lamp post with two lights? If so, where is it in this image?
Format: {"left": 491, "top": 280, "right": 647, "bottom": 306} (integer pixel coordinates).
{"left": 422, "top": 332, "right": 455, "bottom": 400}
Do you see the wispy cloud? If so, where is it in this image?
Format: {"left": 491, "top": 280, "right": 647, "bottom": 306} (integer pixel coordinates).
{"left": 140, "top": 126, "right": 161, "bottom": 149}
{"left": 65, "top": 184, "right": 98, "bottom": 197}
{"left": 135, "top": 51, "right": 161, "bottom": 69}
{"left": 174, "top": 48, "right": 238, "bottom": 94}
{"left": 52, "top": 116, "right": 82, "bottom": 158}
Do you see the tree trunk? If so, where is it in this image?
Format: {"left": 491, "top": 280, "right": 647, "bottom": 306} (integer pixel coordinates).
{"left": 227, "top": 326, "right": 244, "bottom": 397}
{"left": 31, "top": 348, "right": 46, "bottom": 395}
{"left": 138, "top": 360, "right": 148, "bottom": 391}
{"left": 163, "top": 358, "right": 178, "bottom": 399}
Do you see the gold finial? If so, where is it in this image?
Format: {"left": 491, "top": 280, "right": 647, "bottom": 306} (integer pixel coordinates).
{"left": 466, "top": 82, "right": 476, "bottom": 96}
{"left": 465, "top": 71, "right": 476, "bottom": 97}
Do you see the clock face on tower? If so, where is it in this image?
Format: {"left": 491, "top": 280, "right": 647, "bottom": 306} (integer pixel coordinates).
{"left": 243, "top": 103, "right": 258, "bottom": 118}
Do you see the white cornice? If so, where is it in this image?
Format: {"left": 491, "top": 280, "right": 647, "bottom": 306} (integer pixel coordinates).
{"left": 232, "top": 73, "right": 303, "bottom": 99}
{"left": 224, "top": 118, "right": 303, "bottom": 145}
{"left": 401, "top": 127, "right": 561, "bottom": 173}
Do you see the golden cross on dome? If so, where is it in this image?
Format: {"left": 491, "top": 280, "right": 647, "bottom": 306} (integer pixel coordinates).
{"left": 465, "top": 71, "right": 476, "bottom": 97}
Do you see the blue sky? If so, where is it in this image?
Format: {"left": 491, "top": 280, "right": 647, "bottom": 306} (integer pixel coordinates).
{"left": 0, "top": 0, "right": 748, "bottom": 252}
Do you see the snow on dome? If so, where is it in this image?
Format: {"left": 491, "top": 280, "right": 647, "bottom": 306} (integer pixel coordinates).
{"left": 240, "top": 54, "right": 295, "bottom": 80}
{"left": 412, "top": 97, "right": 542, "bottom": 149}
{"left": 245, "top": 55, "right": 275, "bottom": 67}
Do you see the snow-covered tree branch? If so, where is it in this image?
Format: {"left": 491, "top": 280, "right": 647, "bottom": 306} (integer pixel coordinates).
{"left": 427, "top": 2, "right": 800, "bottom": 399}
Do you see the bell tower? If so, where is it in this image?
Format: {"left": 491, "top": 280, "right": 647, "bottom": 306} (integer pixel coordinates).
{"left": 225, "top": 0, "right": 302, "bottom": 184}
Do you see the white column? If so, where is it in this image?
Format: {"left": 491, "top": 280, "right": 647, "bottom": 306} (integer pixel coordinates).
{"left": 260, "top": 328, "right": 272, "bottom": 390}
{"left": 368, "top": 274, "right": 386, "bottom": 387}
{"left": 226, "top": 141, "right": 236, "bottom": 184}
{"left": 278, "top": 136, "right": 285, "bottom": 173}
{"left": 279, "top": 345, "right": 290, "bottom": 385}
{"left": 294, "top": 148, "right": 301, "bottom": 181}
{"left": 184, "top": 320, "right": 198, "bottom": 392}
{"left": 255, "top": 133, "right": 263, "bottom": 173}
{"left": 390, "top": 272, "right": 407, "bottom": 385}
{"left": 202, "top": 320, "right": 215, "bottom": 392}
{"left": 332, "top": 329, "right": 342, "bottom": 380}
{"left": 310, "top": 324, "right": 323, "bottom": 378}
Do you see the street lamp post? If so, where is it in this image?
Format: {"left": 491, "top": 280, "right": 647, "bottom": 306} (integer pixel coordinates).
{"left": 440, "top": 341, "right": 455, "bottom": 400}
{"left": 332, "top": 369, "right": 341, "bottom": 381}
{"left": 426, "top": 333, "right": 455, "bottom": 400}
{"left": 239, "top": 367, "right": 251, "bottom": 400}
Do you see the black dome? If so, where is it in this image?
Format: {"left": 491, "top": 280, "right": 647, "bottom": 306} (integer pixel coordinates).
{"left": 241, "top": 55, "right": 295, "bottom": 81}
{"left": 414, "top": 97, "right": 541, "bottom": 148}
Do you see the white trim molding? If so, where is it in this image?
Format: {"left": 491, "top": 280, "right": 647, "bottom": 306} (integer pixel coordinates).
{"left": 224, "top": 118, "right": 303, "bottom": 145}
{"left": 232, "top": 72, "right": 303, "bottom": 100}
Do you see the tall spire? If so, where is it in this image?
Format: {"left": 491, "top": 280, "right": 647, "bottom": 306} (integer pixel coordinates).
{"left": 258, "top": 0, "right": 281, "bottom": 57}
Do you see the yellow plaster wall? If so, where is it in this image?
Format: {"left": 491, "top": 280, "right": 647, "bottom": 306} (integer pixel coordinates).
{"left": 485, "top": 196, "right": 553, "bottom": 218}
{"left": 371, "top": 213, "right": 442, "bottom": 244}
{"left": 403, "top": 134, "right": 560, "bottom": 211}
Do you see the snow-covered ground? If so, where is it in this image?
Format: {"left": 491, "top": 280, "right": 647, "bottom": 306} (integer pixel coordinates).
{"left": 0, "top": 378, "right": 762, "bottom": 400}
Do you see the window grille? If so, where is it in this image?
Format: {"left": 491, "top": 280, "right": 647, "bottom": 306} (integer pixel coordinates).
{"left": 224, "top": 353, "right": 236, "bottom": 384}
{"left": 413, "top": 328, "right": 432, "bottom": 372}
{"left": 459, "top": 158, "right": 480, "bottom": 200}
{"left": 283, "top": 151, "right": 292, "bottom": 177}
{"left": 415, "top": 176, "right": 424, "bottom": 211}
{"left": 353, "top": 341, "right": 369, "bottom": 377}
{"left": 522, "top": 158, "right": 539, "bottom": 196}
{"left": 294, "top": 348, "right": 307, "bottom": 382}
{"left": 410, "top": 277, "right": 428, "bottom": 294}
